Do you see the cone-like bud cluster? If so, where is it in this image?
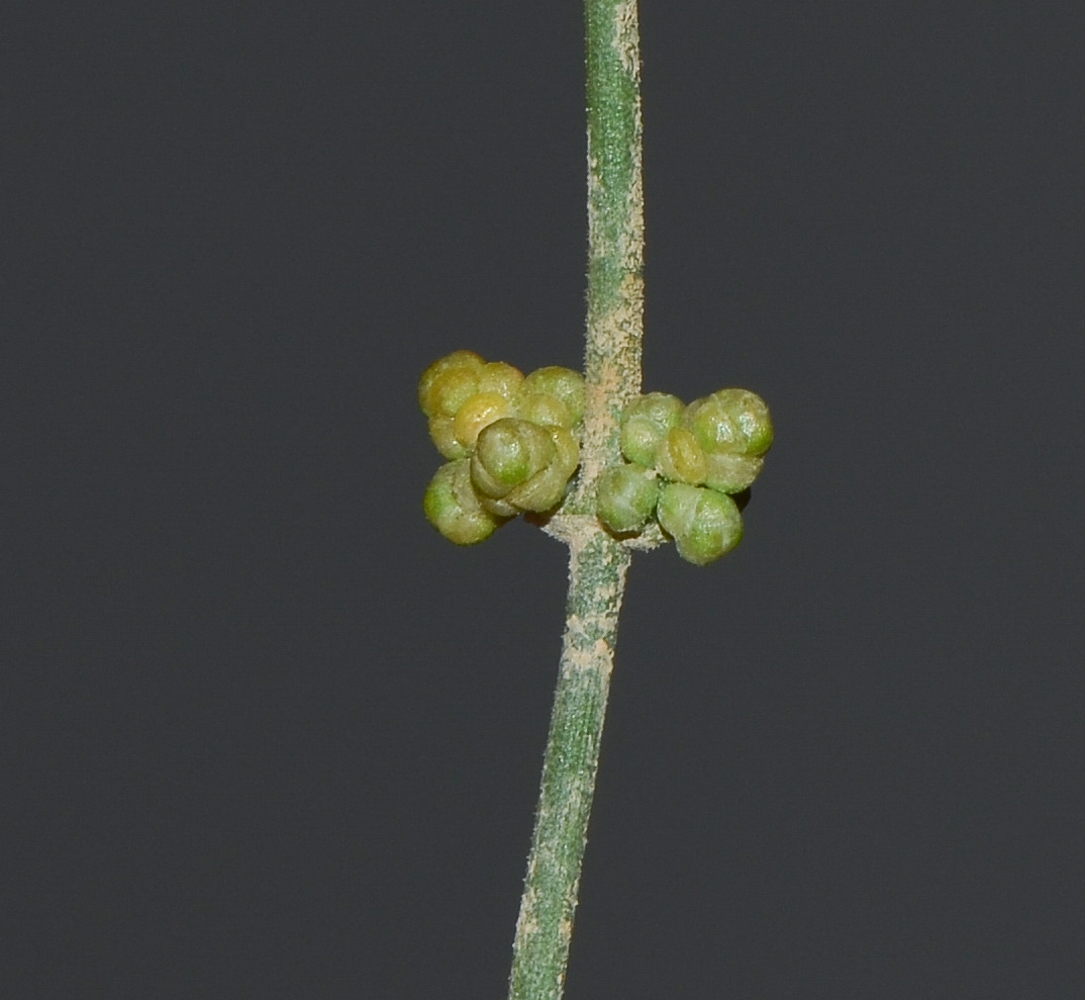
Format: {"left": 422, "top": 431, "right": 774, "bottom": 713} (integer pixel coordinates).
{"left": 420, "top": 351, "right": 584, "bottom": 544}
{"left": 597, "top": 387, "right": 773, "bottom": 564}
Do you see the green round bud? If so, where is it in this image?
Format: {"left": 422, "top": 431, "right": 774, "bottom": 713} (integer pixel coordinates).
{"left": 702, "top": 451, "right": 763, "bottom": 494}
{"left": 427, "top": 366, "right": 481, "bottom": 418}
{"left": 428, "top": 415, "right": 470, "bottom": 460}
{"left": 683, "top": 389, "right": 773, "bottom": 456}
{"left": 517, "top": 391, "right": 573, "bottom": 429}
{"left": 596, "top": 463, "right": 659, "bottom": 534}
{"left": 504, "top": 425, "right": 581, "bottom": 512}
{"left": 657, "top": 482, "right": 743, "bottom": 565}
{"left": 423, "top": 459, "right": 505, "bottom": 545}
{"left": 471, "top": 418, "right": 555, "bottom": 499}
{"left": 654, "top": 426, "right": 708, "bottom": 484}
{"left": 418, "top": 350, "right": 484, "bottom": 417}
{"left": 681, "top": 395, "right": 741, "bottom": 454}
{"left": 522, "top": 367, "right": 586, "bottom": 426}
{"left": 620, "top": 392, "right": 684, "bottom": 466}
{"left": 452, "top": 391, "right": 514, "bottom": 449}
{"left": 477, "top": 361, "right": 524, "bottom": 400}
{"left": 718, "top": 389, "right": 773, "bottom": 456}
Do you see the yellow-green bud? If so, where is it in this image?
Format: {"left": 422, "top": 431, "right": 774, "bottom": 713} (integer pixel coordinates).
{"left": 596, "top": 463, "right": 658, "bottom": 534}
{"left": 683, "top": 389, "right": 773, "bottom": 456}
{"left": 505, "top": 461, "right": 568, "bottom": 512}
{"left": 503, "top": 426, "right": 581, "bottom": 512}
{"left": 517, "top": 391, "right": 573, "bottom": 429}
{"left": 522, "top": 367, "right": 586, "bottom": 426}
{"left": 620, "top": 392, "right": 684, "bottom": 466}
{"left": 471, "top": 418, "right": 555, "bottom": 499}
{"left": 452, "top": 391, "right": 514, "bottom": 449}
{"left": 702, "top": 451, "right": 764, "bottom": 494}
{"left": 477, "top": 361, "right": 524, "bottom": 400}
{"left": 428, "top": 415, "right": 470, "bottom": 460}
{"left": 654, "top": 426, "right": 707, "bottom": 484}
{"left": 657, "top": 482, "right": 744, "bottom": 565}
{"left": 547, "top": 425, "right": 581, "bottom": 479}
{"left": 427, "top": 366, "right": 481, "bottom": 418}
{"left": 423, "top": 459, "right": 505, "bottom": 545}
{"left": 418, "top": 350, "right": 484, "bottom": 417}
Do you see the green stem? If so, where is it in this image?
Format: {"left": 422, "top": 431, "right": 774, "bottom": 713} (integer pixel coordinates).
{"left": 506, "top": 531, "right": 631, "bottom": 1000}
{"left": 506, "top": 3, "right": 644, "bottom": 999}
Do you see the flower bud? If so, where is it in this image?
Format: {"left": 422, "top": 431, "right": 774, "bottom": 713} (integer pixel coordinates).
{"left": 654, "top": 426, "right": 707, "bottom": 484}
{"left": 522, "top": 367, "right": 586, "bottom": 426}
{"left": 418, "top": 350, "right": 484, "bottom": 417}
{"left": 471, "top": 418, "right": 555, "bottom": 499}
{"left": 477, "top": 361, "right": 524, "bottom": 401}
{"left": 683, "top": 389, "right": 773, "bottom": 456}
{"left": 620, "top": 392, "right": 684, "bottom": 466}
{"left": 423, "top": 459, "right": 505, "bottom": 545}
{"left": 504, "top": 426, "right": 581, "bottom": 512}
{"left": 505, "top": 462, "right": 568, "bottom": 512}
{"left": 452, "top": 391, "right": 514, "bottom": 449}
{"left": 427, "top": 366, "right": 481, "bottom": 418}
{"left": 547, "top": 425, "right": 581, "bottom": 480}
{"left": 428, "top": 415, "right": 470, "bottom": 460}
{"left": 517, "top": 391, "right": 573, "bottom": 429}
{"left": 596, "top": 463, "right": 658, "bottom": 534}
{"left": 702, "top": 451, "right": 763, "bottom": 494}
{"left": 657, "top": 482, "right": 744, "bottom": 565}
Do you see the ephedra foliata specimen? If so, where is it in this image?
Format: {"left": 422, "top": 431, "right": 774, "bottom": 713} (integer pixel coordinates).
{"left": 417, "top": 9, "right": 778, "bottom": 998}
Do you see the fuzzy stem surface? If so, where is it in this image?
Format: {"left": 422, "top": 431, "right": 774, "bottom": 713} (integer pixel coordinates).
{"left": 506, "top": 3, "right": 644, "bottom": 998}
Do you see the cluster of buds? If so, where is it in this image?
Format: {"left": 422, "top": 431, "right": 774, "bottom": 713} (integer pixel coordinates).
{"left": 419, "top": 351, "right": 773, "bottom": 564}
{"left": 596, "top": 388, "right": 773, "bottom": 564}
{"left": 419, "top": 351, "right": 584, "bottom": 544}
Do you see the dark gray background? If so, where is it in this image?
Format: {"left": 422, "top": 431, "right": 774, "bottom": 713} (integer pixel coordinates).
{"left": 4, "top": 3, "right": 1083, "bottom": 997}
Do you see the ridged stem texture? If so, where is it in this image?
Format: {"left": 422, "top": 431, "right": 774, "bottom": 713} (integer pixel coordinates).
{"left": 506, "top": 3, "right": 644, "bottom": 999}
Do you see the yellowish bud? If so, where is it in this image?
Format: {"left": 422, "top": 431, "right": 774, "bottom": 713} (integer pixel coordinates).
{"left": 418, "top": 350, "right": 484, "bottom": 417}
{"left": 452, "top": 392, "right": 514, "bottom": 449}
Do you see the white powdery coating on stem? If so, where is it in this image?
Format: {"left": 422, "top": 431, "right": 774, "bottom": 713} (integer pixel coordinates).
{"left": 582, "top": 1, "right": 644, "bottom": 496}
{"left": 614, "top": 0, "right": 641, "bottom": 78}
{"left": 614, "top": 0, "right": 644, "bottom": 275}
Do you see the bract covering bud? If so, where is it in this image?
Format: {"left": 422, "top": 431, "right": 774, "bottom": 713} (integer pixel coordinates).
{"left": 547, "top": 425, "right": 581, "bottom": 479}
{"left": 517, "top": 391, "right": 573, "bottom": 429}
{"left": 428, "top": 367, "right": 481, "bottom": 418}
{"left": 522, "top": 367, "right": 586, "bottom": 426}
{"left": 654, "top": 426, "right": 708, "bottom": 484}
{"left": 418, "top": 350, "right": 484, "bottom": 417}
{"left": 702, "top": 451, "right": 763, "bottom": 494}
{"left": 423, "top": 459, "right": 505, "bottom": 544}
{"left": 484, "top": 424, "right": 580, "bottom": 514}
{"left": 683, "top": 389, "right": 773, "bottom": 456}
{"left": 657, "top": 482, "right": 744, "bottom": 565}
{"left": 452, "top": 391, "right": 514, "bottom": 449}
{"left": 428, "top": 415, "right": 470, "bottom": 460}
{"left": 510, "top": 426, "right": 580, "bottom": 511}
{"left": 471, "top": 418, "right": 555, "bottom": 499}
{"left": 476, "top": 361, "right": 525, "bottom": 400}
{"left": 620, "top": 392, "right": 684, "bottom": 466}
{"left": 596, "top": 463, "right": 659, "bottom": 534}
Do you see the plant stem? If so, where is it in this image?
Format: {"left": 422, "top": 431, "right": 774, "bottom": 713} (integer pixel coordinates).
{"left": 506, "top": 531, "right": 631, "bottom": 1000}
{"left": 506, "top": 3, "right": 644, "bottom": 998}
